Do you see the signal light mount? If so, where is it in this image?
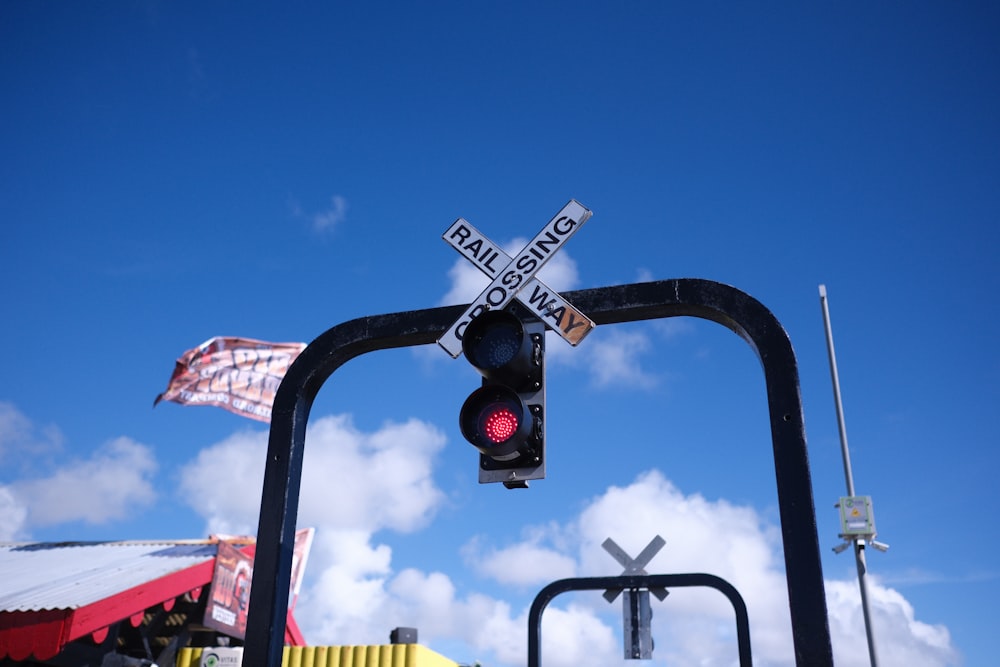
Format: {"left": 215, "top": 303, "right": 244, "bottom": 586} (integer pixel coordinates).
{"left": 459, "top": 307, "right": 546, "bottom": 489}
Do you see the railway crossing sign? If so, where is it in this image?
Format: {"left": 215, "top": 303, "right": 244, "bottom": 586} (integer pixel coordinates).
{"left": 603, "top": 536, "right": 669, "bottom": 602}
{"left": 437, "top": 199, "right": 594, "bottom": 358}
{"left": 603, "top": 536, "right": 668, "bottom": 660}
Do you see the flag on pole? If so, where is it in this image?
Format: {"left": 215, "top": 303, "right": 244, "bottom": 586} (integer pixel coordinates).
{"left": 155, "top": 336, "right": 306, "bottom": 422}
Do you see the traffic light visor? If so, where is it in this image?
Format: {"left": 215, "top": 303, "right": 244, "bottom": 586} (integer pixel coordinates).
{"left": 471, "top": 322, "right": 520, "bottom": 369}
{"left": 462, "top": 310, "right": 538, "bottom": 388}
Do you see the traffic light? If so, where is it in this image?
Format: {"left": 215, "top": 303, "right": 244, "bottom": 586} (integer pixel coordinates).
{"left": 459, "top": 307, "right": 545, "bottom": 488}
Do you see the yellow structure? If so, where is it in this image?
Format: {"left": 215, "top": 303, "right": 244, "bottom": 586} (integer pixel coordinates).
{"left": 176, "top": 644, "right": 459, "bottom": 667}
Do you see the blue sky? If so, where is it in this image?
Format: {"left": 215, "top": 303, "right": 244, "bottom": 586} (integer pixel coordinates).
{"left": 1, "top": 3, "right": 997, "bottom": 666}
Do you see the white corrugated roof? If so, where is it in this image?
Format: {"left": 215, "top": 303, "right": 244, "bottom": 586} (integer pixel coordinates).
{"left": 0, "top": 541, "right": 221, "bottom": 612}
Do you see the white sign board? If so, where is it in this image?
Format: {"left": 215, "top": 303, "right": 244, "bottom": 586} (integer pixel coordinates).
{"left": 443, "top": 219, "right": 595, "bottom": 347}
{"left": 438, "top": 199, "right": 592, "bottom": 358}
{"left": 838, "top": 496, "right": 876, "bottom": 538}
{"left": 200, "top": 647, "right": 244, "bottom": 667}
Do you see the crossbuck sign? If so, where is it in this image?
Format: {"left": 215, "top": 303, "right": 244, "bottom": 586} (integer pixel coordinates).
{"left": 602, "top": 536, "right": 669, "bottom": 603}
{"left": 603, "top": 536, "right": 668, "bottom": 660}
{"left": 438, "top": 199, "right": 595, "bottom": 357}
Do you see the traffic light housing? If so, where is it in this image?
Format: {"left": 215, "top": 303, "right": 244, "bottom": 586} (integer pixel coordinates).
{"left": 459, "top": 308, "right": 545, "bottom": 488}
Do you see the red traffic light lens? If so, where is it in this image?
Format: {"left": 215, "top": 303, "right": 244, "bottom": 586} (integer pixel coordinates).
{"left": 482, "top": 405, "right": 519, "bottom": 443}
{"left": 460, "top": 385, "right": 533, "bottom": 460}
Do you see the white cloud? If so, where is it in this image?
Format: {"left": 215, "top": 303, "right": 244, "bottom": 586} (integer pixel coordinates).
{"left": 0, "top": 486, "right": 28, "bottom": 541}
{"left": 578, "top": 328, "right": 658, "bottom": 389}
{"left": 635, "top": 268, "right": 655, "bottom": 283}
{"left": 540, "top": 605, "right": 618, "bottom": 666}
{"left": 174, "top": 429, "right": 266, "bottom": 536}
{"left": 650, "top": 316, "right": 696, "bottom": 341}
{"left": 384, "top": 571, "right": 526, "bottom": 666}
{"left": 462, "top": 534, "right": 577, "bottom": 587}
{"left": 440, "top": 258, "right": 485, "bottom": 307}
{"left": 557, "top": 309, "right": 700, "bottom": 389}
{"left": 825, "top": 579, "right": 959, "bottom": 667}
{"left": 0, "top": 401, "right": 32, "bottom": 463}
{"left": 0, "top": 400, "right": 64, "bottom": 466}
{"left": 0, "top": 403, "right": 155, "bottom": 536}
{"left": 570, "top": 471, "right": 792, "bottom": 664}
{"left": 545, "top": 325, "right": 659, "bottom": 389}
{"left": 304, "top": 528, "right": 395, "bottom": 640}
{"left": 10, "top": 437, "right": 157, "bottom": 527}
{"left": 312, "top": 195, "right": 348, "bottom": 232}
{"left": 177, "top": 415, "right": 958, "bottom": 667}
{"left": 177, "top": 414, "right": 447, "bottom": 536}
{"left": 177, "top": 413, "right": 449, "bottom": 645}
{"left": 421, "top": 470, "right": 958, "bottom": 667}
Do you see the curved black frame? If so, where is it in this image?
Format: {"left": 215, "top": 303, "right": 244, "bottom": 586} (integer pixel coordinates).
{"left": 527, "top": 574, "right": 752, "bottom": 667}
{"left": 243, "top": 279, "right": 834, "bottom": 667}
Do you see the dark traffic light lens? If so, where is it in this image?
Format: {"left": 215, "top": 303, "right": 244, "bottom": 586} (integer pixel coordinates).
{"left": 462, "top": 310, "right": 538, "bottom": 389}
{"left": 475, "top": 325, "right": 519, "bottom": 369}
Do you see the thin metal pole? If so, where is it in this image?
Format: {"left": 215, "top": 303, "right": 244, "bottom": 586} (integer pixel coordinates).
{"left": 819, "top": 284, "right": 879, "bottom": 667}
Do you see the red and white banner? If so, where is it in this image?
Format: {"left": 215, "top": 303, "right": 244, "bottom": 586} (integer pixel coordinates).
{"left": 203, "top": 529, "right": 314, "bottom": 640}
{"left": 204, "top": 541, "right": 254, "bottom": 638}
{"left": 155, "top": 336, "right": 306, "bottom": 423}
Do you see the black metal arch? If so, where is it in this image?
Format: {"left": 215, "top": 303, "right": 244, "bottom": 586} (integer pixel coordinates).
{"left": 527, "top": 574, "right": 752, "bottom": 667}
{"left": 243, "top": 279, "right": 834, "bottom": 667}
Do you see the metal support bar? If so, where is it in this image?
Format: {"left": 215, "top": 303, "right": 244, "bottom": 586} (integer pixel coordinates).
{"left": 243, "top": 279, "right": 834, "bottom": 667}
{"left": 622, "top": 588, "right": 653, "bottom": 659}
{"left": 527, "top": 574, "right": 752, "bottom": 667}
{"left": 819, "top": 284, "right": 880, "bottom": 667}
